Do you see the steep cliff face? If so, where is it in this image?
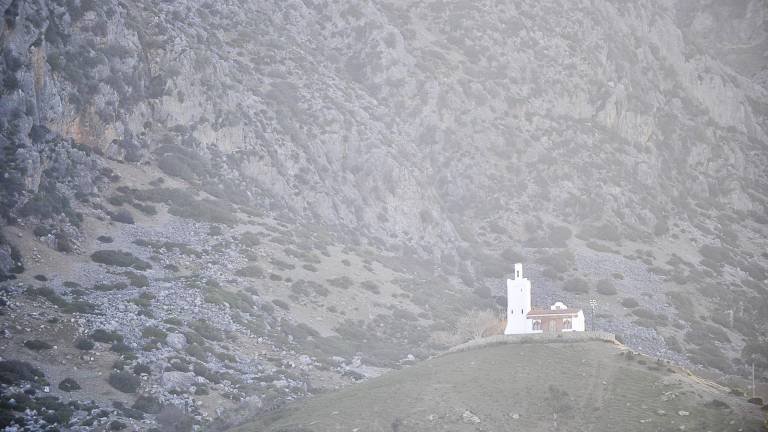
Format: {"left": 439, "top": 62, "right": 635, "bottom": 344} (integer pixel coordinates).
{"left": 1, "top": 0, "right": 767, "bottom": 428}
{"left": 4, "top": 0, "right": 767, "bottom": 241}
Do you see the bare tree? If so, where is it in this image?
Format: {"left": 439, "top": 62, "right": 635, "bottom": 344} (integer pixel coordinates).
{"left": 455, "top": 309, "right": 503, "bottom": 342}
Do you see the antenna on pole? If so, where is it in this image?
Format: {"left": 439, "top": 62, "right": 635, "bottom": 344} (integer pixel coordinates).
{"left": 589, "top": 299, "right": 598, "bottom": 331}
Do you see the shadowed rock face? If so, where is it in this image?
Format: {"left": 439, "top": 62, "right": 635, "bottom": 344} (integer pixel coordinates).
{"left": 0, "top": 0, "right": 766, "bottom": 406}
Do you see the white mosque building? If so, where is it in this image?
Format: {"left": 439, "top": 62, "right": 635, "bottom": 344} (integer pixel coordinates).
{"left": 504, "top": 263, "right": 586, "bottom": 335}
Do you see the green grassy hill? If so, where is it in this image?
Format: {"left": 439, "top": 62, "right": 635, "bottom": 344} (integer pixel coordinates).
{"left": 231, "top": 338, "right": 765, "bottom": 432}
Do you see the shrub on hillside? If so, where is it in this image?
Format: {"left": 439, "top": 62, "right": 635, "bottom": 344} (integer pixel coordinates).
{"left": 58, "top": 377, "right": 81, "bottom": 392}
{"left": 110, "top": 209, "right": 135, "bottom": 224}
{"left": 109, "top": 420, "right": 127, "bottom": 430}
{"left": 110, "top": 342, "right": 132, "bottom": 354}
{"left": 141, "top": 326, "right": 167, "bottom": 340}
{"left": 664, "top": 335, "right": 683, "bottom": 353}
{"left": 562, "top": 278, "right": 589, "bottom": 294}
{"left": 632, "top": 308, "right": 668, "bottom": 326}
{"left": 620, "top": 297, "right": 639, "bottom": 308}
{"left": 699, "top": 244, "right": 731, "bottom": 263}
{"left": 327, "top": 276, "right": 354, "bottom": 289}
{"left": 0, "top": 360, "right": 45, "bottom": 385}
{"left": 272, "top": 299, "right": 290, "bottom": 310}
{"left": 687, "top": 344, "right": 731, "bottom": 372}
{"left": 548, "top": 225, "right": 572, "bottom": 247}
{"left": 666, "top": 291, "right": 695, "bottom": 320}
{"left": 536, "top": 250, "right": 574, "bottom": 273}
{"left": 163, "top": 317, "right": 183, "bottom": 326}
{"left": 131, "top": 201, "right": 157, "bottom": 215}
{"left": 184, "top": 343, "right": 207, "bottom": 361}
{"left": 190, "top": 320, "right": 223, "bottom": 342}
{"left": 578, "top": 223, "right": 622, "bottom": 243}
{"left": 361, "top": 281, "right": 381, "bottom": 294}
{"left": 132, "top": 395, "right": 161, "bottom": 414}
{"left": 685, "top": 322, "right": 730, "bottom": 345}
{"left": 24, "top": 340, "right": 53, "bottom": 351}
{"left": 239, "top": 231, "right": 261, "bottom": 247}
{"left": 28, "top": 286, "right": 97, "bottom": 314}
{"left": 93, "top": 281, "right": 128, "bottom": 291}
{"left": 91, "top": 250, "right": 152, "bottom": 271}
{"left": 74, "top": 338, "right": 95, "bottom": 350}
{"left": 133, "top": 364, "right": 151, "bottom": 376}
{"left": 596, "top": 279, "right": 617, "bottom": 295}
{"left": 235, "top": 265, "right": 263, "bottom": 278}
{"left": 156, "top": 406, "right": 194, "bottom": 432}
{"left": 91, "top": 329, "right": 124, "bottom": 344}
{"left": 158, "top": 154, "right": 198, "bottom": 183}
{"left": 108, "top": 371, "right": 140, "bottom": 393}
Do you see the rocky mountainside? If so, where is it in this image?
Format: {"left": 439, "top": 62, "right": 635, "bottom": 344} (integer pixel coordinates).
{"left": 0, "top": 0, "right": 767, "bottom": 430}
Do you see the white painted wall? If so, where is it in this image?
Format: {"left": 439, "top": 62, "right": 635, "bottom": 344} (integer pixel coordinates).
{"left": 504, "top": 263, "right": 533, "bottom": 335}
{"left": 574, "top": 310, "right": 586, "bottom": 331}
{"left": 563, "top": 310, "right": 586, "bottom": 332}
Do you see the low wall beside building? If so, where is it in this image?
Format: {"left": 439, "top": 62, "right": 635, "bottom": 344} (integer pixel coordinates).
{"left": 446, "top": 331, "right": 618, "bottom": 355}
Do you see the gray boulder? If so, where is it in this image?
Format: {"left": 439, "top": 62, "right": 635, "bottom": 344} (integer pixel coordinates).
{"left": 165, "top": 333, "right": 187, "bottom": 351}
{"left": 160, "top": 371, "right": 196, "bottom": 391}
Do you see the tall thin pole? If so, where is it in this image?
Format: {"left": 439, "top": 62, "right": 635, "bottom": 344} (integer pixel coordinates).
{"left": 753, "top": 362, "right": 756, "bottom": 399}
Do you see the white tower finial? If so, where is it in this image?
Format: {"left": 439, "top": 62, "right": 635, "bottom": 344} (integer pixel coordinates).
{"left": 514, "top": 263, "right": 523, "bottom": 280}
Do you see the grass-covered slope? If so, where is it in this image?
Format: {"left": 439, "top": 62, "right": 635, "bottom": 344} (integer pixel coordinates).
{"left": 232, "top": 339, "right": 765, "bottom": 432}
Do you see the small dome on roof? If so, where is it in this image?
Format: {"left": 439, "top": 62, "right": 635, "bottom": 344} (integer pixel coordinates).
{"left": 550, "top": 301, "right": 568, "bottom": 310}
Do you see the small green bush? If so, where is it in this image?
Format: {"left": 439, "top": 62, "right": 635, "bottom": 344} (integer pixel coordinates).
{"left": 109, "top": 419, "right": 127, "bottom": 430}
{"left": 0, "top": 360, "right": 45, "bottom": 384}
{"left": 74, "top": 338, "right": 95, "bottom": 350}
{"left": 28, "top": 287, "right": 97, "bottom": 314}
{"left": 91, "top": 329, "right": 124, "bottom": 344}
{"left": 110, "top": 209, "right": 135, "bottom": 224}
{"left": 58, "top": 377, "right": 81, "bottom": 392}
{"left": 190, "top": 320, "right": 223, "bottom": 341}
{"left": 239, "top": 231, "right": 261, "bottom": 247}
{"left": 596, "top": 279, "right": 617, "bottom": 295}
{"left": 621, "top": 297, "right": 639, "bottom": 308}
{"left": 132, "top": 395, "right": 161, "bottom": 414}
{"left": 235, "top": 265, "right": 263, "bottom": 278}
{"left": 131, "top": 202, "right": 157, "bottom": 215}
{"left": 24, "top": 340, "right": 53, "bottom": 351}
{"left": 124, "top": 271, "right": 149, "bottom": 288}
{"left": 562, "top": 277, "right": 589, "bottom": 294}
{"left": 272, "top": 299, "right": 290, "bottom": 310}
{"left": 361, "top": 281, "right": 380, "bottom": 294}
{"left": 93, "top": 281, "right": 128, "bottom": 291}
{"left": 133, "top": 364, "right": 151, "bottom": 375}
{"left": 141, "top": 326, "right": 167, "bottom": 340}
{"left": 91, "top": 250, "right": 152, "bottom": 271}
{"left": 108, "top": 371, "right": 140, "bottom": 393}
{"left": 664, "top": 335, "right": 683, "bottom": 353}
{"left": 185, "top": 344, "right": 208, "bottom": 362}
{"left": 327, "top": 276, "right": 354, "bottom": 289}
{"left": 110, "top": 342, "right": 132, "bottom": 354}
{"left": 685, "top": 322, "right": 730, "bottom": 345}
{"left": 163, "top": 317, "right": 183, "bottom": 326}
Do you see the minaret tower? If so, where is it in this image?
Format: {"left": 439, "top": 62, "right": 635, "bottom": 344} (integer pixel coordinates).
{"left": 504, "top": 263, "right": 532, "bottom": 334}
